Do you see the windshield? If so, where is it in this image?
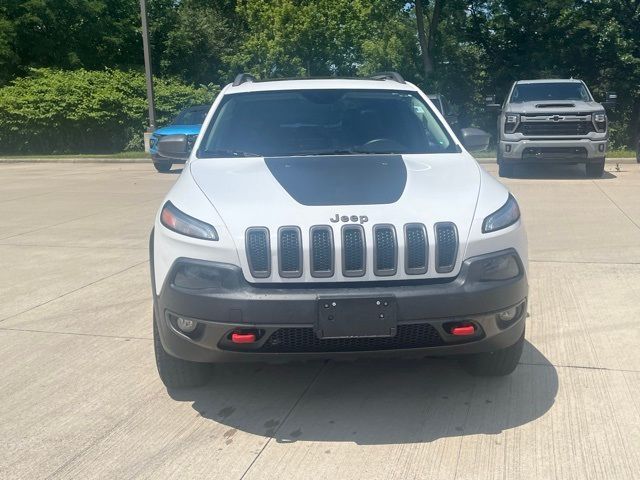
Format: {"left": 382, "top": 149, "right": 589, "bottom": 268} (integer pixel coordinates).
{"left": 172, "top": 107, "right": 208, "bottom": 125}
{"left": 509, "top": 82, "right": 592, "bottom": 103}
{"left": 198, "top": 89, "right": 457, "bottom": 158}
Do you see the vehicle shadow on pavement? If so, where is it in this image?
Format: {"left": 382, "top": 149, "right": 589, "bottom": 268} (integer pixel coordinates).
{"left": 169, "top": 341, "right": 557, "bottom": 445}
{"left": 509, "top": 164, "right": 617, "bottom": 180}
{"left": 157, "top": 168, "right": 183, "bottom": 175}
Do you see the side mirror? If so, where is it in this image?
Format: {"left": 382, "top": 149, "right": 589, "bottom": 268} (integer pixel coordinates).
{"left": 603, "top": 91, "right": 617, "bottom": 109}
{"left": 156, "top": 134, "right": 190, "bottom": 160}
{"left": 485, "top": 94, "right": 501, "bottom": 110}
{"left": 460, "top": 127, "right": 491, "bottom": 152}
{"left": 445, "top": 113, "right": 459, "bottom": 126}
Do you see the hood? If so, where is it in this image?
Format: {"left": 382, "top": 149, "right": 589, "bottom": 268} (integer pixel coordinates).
{"left": 190, "top": 153, "right": 481, "bottom": 277}
{"left": 153, "top": 124, "right": 202, "bottom": 136}
{"left": 507, "top": 100, "right": 604, "bottom": 114}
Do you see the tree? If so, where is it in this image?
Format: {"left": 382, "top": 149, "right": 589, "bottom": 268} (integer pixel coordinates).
{"left": 160, "top": 0, "right": 238, "bottom": 85}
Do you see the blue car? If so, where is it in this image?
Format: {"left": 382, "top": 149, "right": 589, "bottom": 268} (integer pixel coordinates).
{"left": 150, "top": 105, "right": 209, "bottom": 172}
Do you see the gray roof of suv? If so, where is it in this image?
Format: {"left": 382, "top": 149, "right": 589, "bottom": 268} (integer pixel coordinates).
{"left": 516, "top": 79, "right": 583, "bottom": 84}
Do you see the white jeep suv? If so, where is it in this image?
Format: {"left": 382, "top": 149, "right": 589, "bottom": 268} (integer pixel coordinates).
{"left": 151, "top": 72, "right": 528, "bottom": 389}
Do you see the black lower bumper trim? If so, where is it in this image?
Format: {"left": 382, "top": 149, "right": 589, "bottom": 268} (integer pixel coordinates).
{"left": 151, "top": 248, "right": 528, "bottom": 362}
{"left": 257, "top": 323, "right": 445, "bottom": 353}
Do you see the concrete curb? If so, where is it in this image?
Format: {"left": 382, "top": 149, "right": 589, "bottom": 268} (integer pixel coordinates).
{"left": 0, "top": 157, "right": 150, "bottom": 164}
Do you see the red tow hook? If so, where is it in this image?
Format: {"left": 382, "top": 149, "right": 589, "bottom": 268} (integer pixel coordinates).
{"left": 450, "top": 324, "right": 476, "bottom": 336}
{"left": 231, "top": 332, "right": 257, "bottom": 344}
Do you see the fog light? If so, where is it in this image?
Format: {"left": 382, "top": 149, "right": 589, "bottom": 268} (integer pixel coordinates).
{"left": 176, "top": 317, "right": 198, "bottom": 333}
{"left": 598, "top": 144, "right": 605, "bottom": 152}
{"left": 496, "top": 307, "right": 518, "bottom": 323}
{"left": 505, "top": 144, "right": 512, "bottom": 153}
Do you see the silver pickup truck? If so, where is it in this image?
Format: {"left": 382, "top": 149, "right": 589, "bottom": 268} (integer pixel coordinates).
{"left": 487, "top": 79, "right": 617, "bottom": 178}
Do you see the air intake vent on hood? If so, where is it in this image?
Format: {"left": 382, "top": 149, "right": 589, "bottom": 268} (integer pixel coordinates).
{"left": 435, "top": 222, "right": 458, "bottom": 273}
{"left": 535, "top": 103, "right": 575, "bottom": 108}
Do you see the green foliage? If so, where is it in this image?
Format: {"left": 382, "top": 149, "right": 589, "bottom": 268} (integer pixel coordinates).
{"left": 1, "top": 0, "right": 141, "bottom": 74}
{"left": 0, "top": 0, "right": 639, "bottom": 152}
{"left": 229, "top": 0, "right": 382, "bottom": 78}
{"left": 159, "top": 0, "right": 237, "bottom": 84}
{"left": 0, "top": 68, "right": 218, "bottom": 154}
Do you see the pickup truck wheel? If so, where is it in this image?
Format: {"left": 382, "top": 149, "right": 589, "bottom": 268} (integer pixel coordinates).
{"left": 585, "top": 159, "right": 605, "bottom": 178}
{"left": 153, "top": 316, "right": 211, "bottom": 389}
{"left": 153, "top": 160, "right": 173, "bottom": 173}
{"left": 459, "top": 331, "right": 524, "bottom": 377}
{"left": 498, "top": 161, "right": 514, "bottom": 178}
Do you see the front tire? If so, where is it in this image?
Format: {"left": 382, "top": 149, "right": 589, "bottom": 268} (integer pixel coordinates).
{"left": 586, "top": 159, "right": 605, "bottom": 178}
{"left": 153, "top": 315, "right": 211, "bottom": 389}
{"left": 153, "top": 160, "right": 173, "bottom": 173}
{"left": 460, "top": 331, "right": 525, "bottom": 377}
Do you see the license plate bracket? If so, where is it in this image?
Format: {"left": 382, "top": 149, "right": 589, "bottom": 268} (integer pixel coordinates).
{"left": 316, "top": 295, "right": 397, "bottom": 339}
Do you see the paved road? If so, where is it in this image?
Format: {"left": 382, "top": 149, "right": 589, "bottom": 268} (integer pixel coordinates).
{"left": 1, "top": 162, "right": 638, "bottom": 479}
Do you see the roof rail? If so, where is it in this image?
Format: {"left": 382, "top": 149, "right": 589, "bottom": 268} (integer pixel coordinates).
{"left": 232, "top": 73, "right": 257, "bottom": 87}
{"left": 370, "top": 71, "right": 405, "bottom": 84}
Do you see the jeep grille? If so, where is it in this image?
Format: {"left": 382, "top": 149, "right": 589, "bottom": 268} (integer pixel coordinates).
{"left": 244, "top": 222, "right": 458, "bottom": 280}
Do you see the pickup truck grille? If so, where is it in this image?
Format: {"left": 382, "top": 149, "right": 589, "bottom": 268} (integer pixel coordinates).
{"left": 515, "top": 118, "right": 595, "bottom": 136}
{"left": 245, "top": 222, "right": 456, "bottom": 280}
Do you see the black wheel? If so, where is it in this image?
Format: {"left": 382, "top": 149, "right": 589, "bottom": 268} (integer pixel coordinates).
{"left": 498, "top": 161, "right": 514, "bottom": 178}
{"left": 153, "top": 160, "right": 173, "bottom": 173}
{"left": 460, "top": 331, "right": 524, "bottom": 377}
{"left": 153, "top": 315, "right": 211, "bottom": 389}
{"left": 585, "top": 159, "right": 605, "bottom": 178}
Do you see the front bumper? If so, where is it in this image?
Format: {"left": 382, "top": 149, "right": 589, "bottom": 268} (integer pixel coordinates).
{"left": 152, "top": 248, "right": 528, "bottom": 363}
{"left": 500, "top": 138, "right": 607, "bottom": 163}
{"left": 151, "top": 153, "right": 187, "bottom": 165}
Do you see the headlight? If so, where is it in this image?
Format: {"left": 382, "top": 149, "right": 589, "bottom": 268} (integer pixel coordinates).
{"left": 504, "top": 113, "right": 520, "bottom": 134}
{"left": 482, "top": 194, "right": 520, "bottom": 233}
{"left": 160, "top": 201, "right": 218, "bottom": 240}
{"left": 592, "top": 112, "right": 607, "bottom": 133}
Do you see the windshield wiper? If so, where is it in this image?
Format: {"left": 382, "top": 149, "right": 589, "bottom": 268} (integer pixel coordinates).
{"left": 203, "top": 149, "right": 260, "bottom": 158}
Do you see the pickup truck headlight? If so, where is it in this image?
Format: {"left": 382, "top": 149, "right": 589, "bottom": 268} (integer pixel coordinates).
{"left": 592, "top": 112, "right": 607, "bottom": 133}
{"left": 504, "top": 113, "right": 520, "bottom": 134}
{"left": 160, "top": 201, "right": 218, "bottom": 240}
{"left": 482, "top": 194, "right": 520, "bottom": 233}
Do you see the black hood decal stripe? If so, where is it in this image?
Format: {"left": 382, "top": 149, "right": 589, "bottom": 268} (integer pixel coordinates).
{"left": 264, "top": 155, "right": 407, "bottom": 206}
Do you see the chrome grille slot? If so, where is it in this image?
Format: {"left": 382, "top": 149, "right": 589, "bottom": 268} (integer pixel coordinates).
{"left": 342, "top": 225, "right": 366, "bottom": 277}
{"left": 310, "top": 226, "right": 334, "bottom": 277}
{"left": 373, "top": 224, "right": 397, "bottom": 276}
{"left": 435, "top": 222, "right": 458, "bottom": 273}
{"left": 278, "top": 226, "right": 302, "bottom": 278}
{"left": 404, "top": 223, "right": 428, "bottom": 274}
{"left": 245, "top": 227, "right": 271, "bottom": 278}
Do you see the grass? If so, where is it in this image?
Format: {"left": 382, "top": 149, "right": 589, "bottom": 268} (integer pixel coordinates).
{"left": 0, "top": 151, "right": 149, "bottom": 159}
